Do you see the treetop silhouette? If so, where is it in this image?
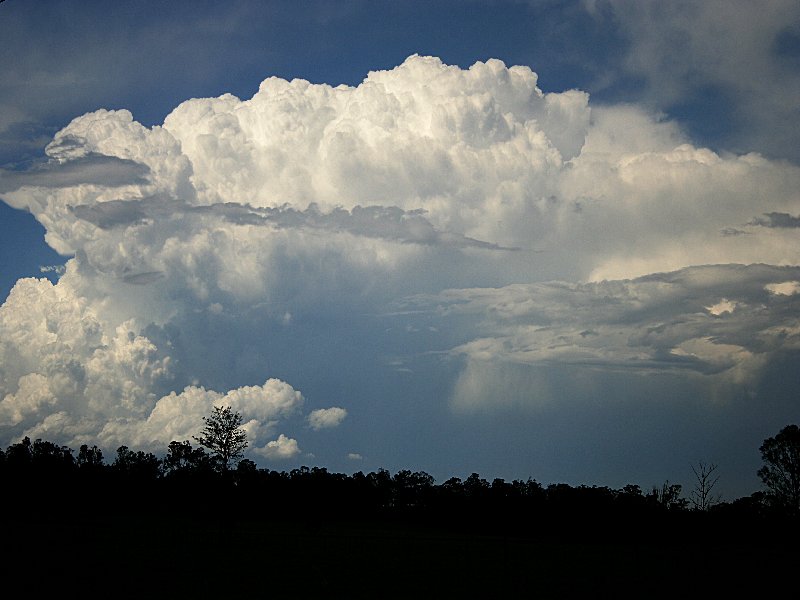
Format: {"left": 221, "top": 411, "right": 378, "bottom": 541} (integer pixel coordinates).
{"left": 758, "top": 424, "right": 800, "bottom": 514}
{"left": 193, "top": 405, "right": 248, "bottom": 471}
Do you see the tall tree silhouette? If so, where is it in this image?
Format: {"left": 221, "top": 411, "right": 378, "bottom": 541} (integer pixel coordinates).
{"left": 758, "top": 424, "right": 800, "bottom": 514}
{"left": 193, "top": 406, "right": 248, "bottom": 471}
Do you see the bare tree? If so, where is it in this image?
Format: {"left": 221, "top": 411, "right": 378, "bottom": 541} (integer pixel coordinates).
{"left": 689, "top": 461, "right": 720, "bottom": 511}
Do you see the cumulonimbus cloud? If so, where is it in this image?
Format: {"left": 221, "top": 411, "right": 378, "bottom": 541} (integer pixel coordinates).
{"left": 0, "top": 55, "right": 799, "bottom": 457}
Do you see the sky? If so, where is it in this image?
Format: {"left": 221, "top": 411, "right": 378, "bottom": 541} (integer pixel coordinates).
{"left": 1, "top": 0, "right": 799, "bottom": 500}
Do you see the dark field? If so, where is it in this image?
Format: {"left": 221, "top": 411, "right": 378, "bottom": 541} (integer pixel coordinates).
{"left": 6, "top": 510, "right": 797, "bottom": 598}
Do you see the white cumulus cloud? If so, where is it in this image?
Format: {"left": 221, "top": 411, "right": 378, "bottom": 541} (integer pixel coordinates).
{"left": 253, "top": 434, "right": 301, "bottom": 460}
{"left": 307, "top": 407, "right": 348, "bottom": 431}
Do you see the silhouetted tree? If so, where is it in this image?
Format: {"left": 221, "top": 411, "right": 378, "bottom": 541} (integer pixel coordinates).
{"left": 236, "top": 458, "right": 258, "bottom": 475}
{"left": 4, "top": 437, "right": 33, "bottom": 473}
{"left": 31, "top": 439, "right": 75, "bottom": 469}
{"left": 441, "top": 476, "right": 463, "bottom": 491}
{"left": 515, "top": 477, "right": 544, "bottom": 501}
{"left": 689, "top": 461, "right": 721, "bottom": 511}
{"left": 163, "top": 440, "right": 213, "bottom": 474}
{"left": 648, "top": 480, "right": 687, "bottom": 510}
{"left": 232, "top": 459, "right": 261, "bottom": 500}
{"left": 77, "top": 444, "right": 104, "bottom": 470}
{"left": 757, "top": 424, "right": 800, "bottom": 514}
{"left": 621, "top": 484, "right": 643, "bottom": 497}
{"left": 113, "top": 446, "right": 162, "bottom": 480}
{"left": 367, "top": 468, "right": 393, "bottom": 507}
{"left": 616, "top": 484, "right": 649, "bottom": 516}
{"left": 393, "top": 469, "right": 434, "bottom": 508}
{"left": 193, "top": 406, "right": 248, "bottom": 471}
{"left": 464, "top": 473, "right": 490, "bottom": 500}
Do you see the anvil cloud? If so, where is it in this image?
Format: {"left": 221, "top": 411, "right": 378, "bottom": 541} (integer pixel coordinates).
{"left": 1, "top": 55, "right": 799, "bottom": 489}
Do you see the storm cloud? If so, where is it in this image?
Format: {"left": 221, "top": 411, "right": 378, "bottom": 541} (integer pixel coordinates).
{"left": 1, "top": 55, "right": 799, "bottom": 485}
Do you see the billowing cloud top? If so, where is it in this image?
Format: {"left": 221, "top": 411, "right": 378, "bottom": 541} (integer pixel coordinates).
{"left": 1, "top": 56, "right": 799, "bottom": 470}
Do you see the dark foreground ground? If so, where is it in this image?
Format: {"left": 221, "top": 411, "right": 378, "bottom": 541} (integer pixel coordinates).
{"left": 5, "top": 510, "right": 798, "bottom": 599}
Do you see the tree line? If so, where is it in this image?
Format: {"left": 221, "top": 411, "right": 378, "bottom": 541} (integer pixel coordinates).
{"left": 1, "top": 408, "right": 798, "bottom": 538}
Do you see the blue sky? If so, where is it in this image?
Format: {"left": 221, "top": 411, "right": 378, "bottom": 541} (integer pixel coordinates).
{"left": 1, "top": 0, "right": 799, "bottom": 499}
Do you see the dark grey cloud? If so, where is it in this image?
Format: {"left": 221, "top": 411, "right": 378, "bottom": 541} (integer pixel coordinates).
{"left": 720, "top": 227, "right": 749, "bottom": 237}
{"left": 749, "top": 212, "right": 800, "bottom": 228}
{"left": 407, "top": 264, "right": 800, "bottom": 376}
{"left": 252, "top": 204, "right": 518, "bottom": 250}
{"left": 69, "top": 199, "right": 150, "bottom": 230}
{"left": 68, "top": 196, "right": 515, "bottom": 250}
{"left": 122, "top": 271, "right": 166, "bottom": 285}
{"left": 0, "top": 153, "right": 150, "bottom": 193}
